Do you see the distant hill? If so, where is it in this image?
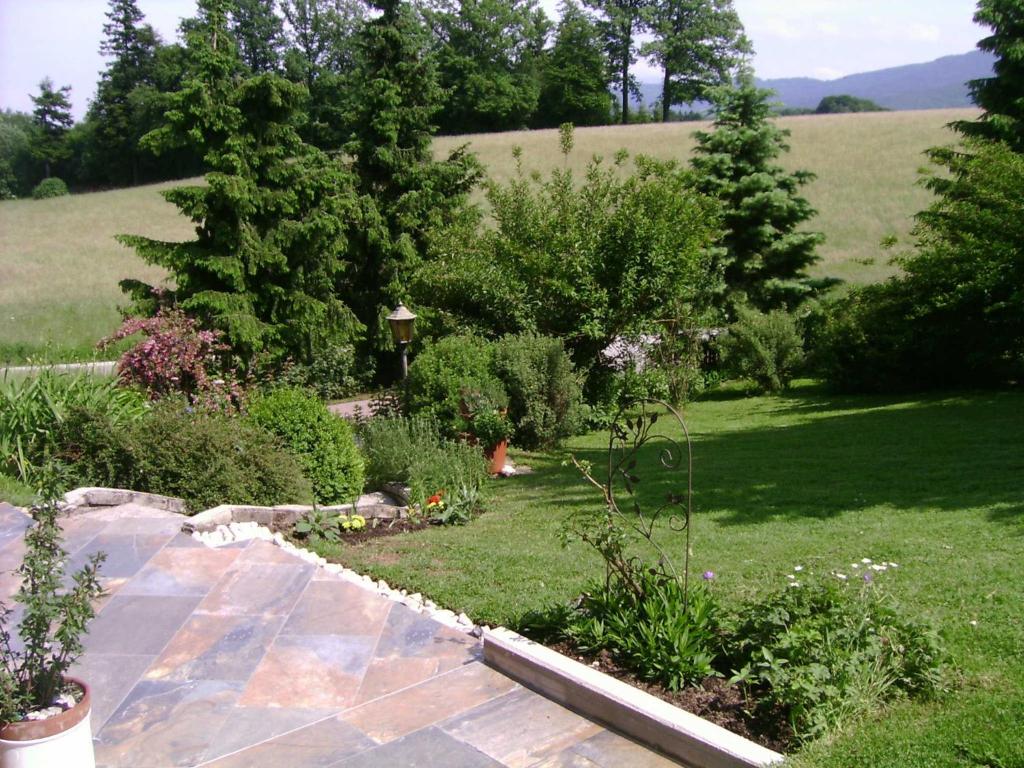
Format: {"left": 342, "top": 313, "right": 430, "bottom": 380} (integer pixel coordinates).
{"left": 636, "top": 50, "right": 994, "bottom": 112}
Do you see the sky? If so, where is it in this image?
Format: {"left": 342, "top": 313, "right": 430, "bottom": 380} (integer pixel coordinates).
{"left": 0, "top": 0, "right": 986, "bottom": 119}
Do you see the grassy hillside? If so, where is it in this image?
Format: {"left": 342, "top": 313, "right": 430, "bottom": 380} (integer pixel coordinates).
{"left": 0, "top": 108, "right": 976, "bottom": 362}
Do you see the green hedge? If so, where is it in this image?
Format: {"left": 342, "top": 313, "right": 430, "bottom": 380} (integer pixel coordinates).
{"left": 31, "top": 177, "right": 68, "bottom": 199}
{"left": 247, "top": 387, "right": 365, "bottom": 504}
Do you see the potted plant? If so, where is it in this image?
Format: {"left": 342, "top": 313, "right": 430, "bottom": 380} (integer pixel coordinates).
{"left": 471, "top": 409, "right": 513, "bottom": 474}
{"left": 0, "top": 479, "right": 104, "bottom": 768}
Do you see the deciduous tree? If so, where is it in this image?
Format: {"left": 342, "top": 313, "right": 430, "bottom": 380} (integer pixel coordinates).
{"left": 584, "top": 0, "right": 649, "bottom": 124}
{"left": 535, "top": 0, "right": 610, "bottom": 128}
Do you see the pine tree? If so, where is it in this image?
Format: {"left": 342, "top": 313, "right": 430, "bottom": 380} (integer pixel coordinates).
{"left": 954, "top": 0, "right": 1024, "bottom": 150}
{"left": 118, "top": 0, "right": 360, "bottom": 366}
{"left": 691, "top": 72, "right": 823, "bottom": 312}
{"left": 29, "top": 78, "right": 74, "bottom": 179}
{"left": 535, "top": 0, "right": 611, "bottom": 128}
{"left": 341, "top": 0, "right": 481, "bottom": 360}
{"left": 642, "top": 0, "right": 749, "bottom": 123}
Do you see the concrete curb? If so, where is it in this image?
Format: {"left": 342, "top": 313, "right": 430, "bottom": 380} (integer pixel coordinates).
{"left": 483, "top": 627, "right": 785, "bottom": 768}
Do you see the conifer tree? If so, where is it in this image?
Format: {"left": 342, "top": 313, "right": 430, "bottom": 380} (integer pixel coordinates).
{"left": 118, "top": 0, "right": 360, "bottom": 366}
{"left": 954, "top": 0, "right": 1024, "bottom": 150}
{"left": 29, "top": 78, "right": 73, "bottom": 179}
{"left": 340, "top": 0, "right": 481, "bottom": 359}
{"left": 691, "top": 72, "right": 823, "bottom": 312}
{"left": 535, "top": 0, "right": 611, "bottom": 128}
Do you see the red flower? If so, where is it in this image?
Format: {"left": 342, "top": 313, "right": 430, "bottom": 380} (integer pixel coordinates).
{"left": 427, "top": 492, "right": 444, "bottom": 506}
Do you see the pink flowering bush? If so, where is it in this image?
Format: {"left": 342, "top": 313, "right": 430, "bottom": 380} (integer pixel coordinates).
{"left": 100, "top": 309, "right": 243, "bottom": 409}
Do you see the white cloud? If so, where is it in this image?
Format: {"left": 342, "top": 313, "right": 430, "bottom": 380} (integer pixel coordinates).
{"left": 753, "top": 17, "right": 803, "bottom": 40}
{"left": 814, "top": 67, "right": 845, "bottom": 80}
{"left": 816, "top": 22, "right": 841, "bottom": 36}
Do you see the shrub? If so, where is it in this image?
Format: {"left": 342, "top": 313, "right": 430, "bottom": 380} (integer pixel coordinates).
{"left": 31, "top": 177, "right": 68, "bottom": 199}
{"left": 725, "top": 570, "right": 946, "bottom": 742}
{"left": 99, "top": 308, "right": 242, "bottom": 409}
{"left": 405, "top": 335, "right": 505, "bottom": 436}
{"left": 55, "top": 402, "right": 312, "bottom": 513}
{"left": 247, "top": 387, "right": 365, "bottom": 504}
{"left": 277, "top": 342, "right": 365, "bottom": 401}
{"left": 721, "top": 307, "right": 805, "bottom": 393}
{"left": 0, "top": 370, "right": 148, "bottom": 484}
{"left": 491, "top": 334, "right": 582, "bottom": 449}
{"left": 537, "top": 574, "right": 721, "bottom": 692}
{"left": 359, "top": 415, "right": 487, "bottom": 510}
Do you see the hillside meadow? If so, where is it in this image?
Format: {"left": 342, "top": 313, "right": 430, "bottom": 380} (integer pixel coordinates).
{"left": 0, "top": 108, "right": 976, "bottom": 362}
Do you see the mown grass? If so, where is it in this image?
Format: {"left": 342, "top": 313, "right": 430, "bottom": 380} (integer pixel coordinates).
{"left": 315, "top": 383, "right": 1024, "bottom": 767}
{"left": 0, "top": 109, "right": 976, "bottom": 362}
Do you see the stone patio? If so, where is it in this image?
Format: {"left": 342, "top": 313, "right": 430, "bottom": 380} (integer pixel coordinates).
{"left": 0, "top": 501, "right": 683, "bottom": 767}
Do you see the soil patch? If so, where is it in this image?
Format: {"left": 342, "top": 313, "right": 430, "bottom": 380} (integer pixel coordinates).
{"left": 291, "top": 516, "right": 431, "bottom": 548}
{"left": 549, "top": 642, "right": 792, "bottom": 753}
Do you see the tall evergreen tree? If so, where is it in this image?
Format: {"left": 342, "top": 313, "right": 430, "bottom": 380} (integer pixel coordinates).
{"left": 29, "top": 78, "right": 74, "bottom": 179}
{"left": 426, "top": 0, "right": 550, "bottom": 134}
{"left": 642, "top": 0, "right": 749, "bottom": 123}
{"left": 583, "top": 0, "right": 649, "bottom": 124}
{"left": 534, "top": 0, "right": 610, "bottom": 128}
{"left": 231, "top": 0, "right": 286, "bottom": 73}
{"left": 954, "top": 0, "right": 1024, "bottom": 150}
{"left": 341, "top": 0, "right": 481, "bottom": 359}
{"left": 691, "top": 72, "right": 823, "bottom": 311}
{"left": 119, "top": 0, "right": 360, "bottom": 365}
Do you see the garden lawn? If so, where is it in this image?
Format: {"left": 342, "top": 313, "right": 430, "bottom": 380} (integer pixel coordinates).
{"left": 316, "top": 383, "right": 1024, "bottom": 767}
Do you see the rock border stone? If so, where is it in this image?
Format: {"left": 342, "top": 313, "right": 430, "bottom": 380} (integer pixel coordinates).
{"left": 61, "top": 487, "right": 186, "bottom": 515}
{"left": 482, "top": 628, "right": 785, "bottom": 768}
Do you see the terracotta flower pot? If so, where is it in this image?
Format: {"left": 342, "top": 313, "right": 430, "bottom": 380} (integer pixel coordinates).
{"left": 485, "top": 439, "right": 508, "bottom": 475}
{"left": 0, "top": 677, "right": 94, "bottom": 768}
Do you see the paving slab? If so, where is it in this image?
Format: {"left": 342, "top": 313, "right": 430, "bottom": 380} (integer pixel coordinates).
{"left": 0, "top": 502, "right": 686, "bottom": 767}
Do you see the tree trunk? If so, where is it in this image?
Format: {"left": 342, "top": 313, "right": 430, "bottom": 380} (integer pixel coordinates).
{"left": 44, "top": 160, "right": 51, "bottom": 179}
{"left": 662, "top": 68, "right": 671, "bottom": 122}
{"left": 621, "top": 52, "right": 630, "bottom": 124}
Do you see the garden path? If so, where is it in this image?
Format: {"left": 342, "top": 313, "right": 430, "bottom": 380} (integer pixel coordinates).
{"left": 0, "top": 501, "right": 681, "bottom": 767}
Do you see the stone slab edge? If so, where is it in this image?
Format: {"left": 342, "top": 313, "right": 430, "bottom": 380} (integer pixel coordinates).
{"left": 182, "top": 501, "right": 407, "bottom": 533}
{"left": 190, "top": 520, "right": 482, "bottom": 639}
{"left": 483, "top": 627, "right": 785, "bottom": 768}
{"left": 62, "top": 487, "right": 186, "bottom": 514}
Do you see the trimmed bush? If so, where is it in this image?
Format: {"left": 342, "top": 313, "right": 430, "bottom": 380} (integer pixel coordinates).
{"left": 55, "top": 402, "right": 312, "bottom": 513}
{"left": 722, "top": 307, "right": 804, "bottom": 393}
{"left": 405, "top": 335, "right": 505, "bottom": 436}
{"left": 359, "top": 415, "right": 487, "bottom": 509}
{"left": 31, "top": 177, "right": 68, "bottom": 199}
{"left": 247, "top": 387, "right": 365, "bottom": 504}
{"left": 491, "top": 334, "right": 582, "bottom": 449}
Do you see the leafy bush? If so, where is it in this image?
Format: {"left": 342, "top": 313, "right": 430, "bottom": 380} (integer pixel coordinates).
{"left": 99, "top": 308, "right": 242, "bottom": 409}
{"left": 468, "top": 408, "right": 512, "bottom": 448}
{"left": 491, "top": 334, "right": 582, "bottom": 449}
{"left": 0, "top": 370, "right": 148, "bottom": 484}
{"left": 405, "top": 335, "right": 505, "bottom": 436}
{"left": 721, "top": 307, "right": 805, "bottom": 393}
{"left": 725, "top": 570, "right": 946, "bottom": 742}
{"left": 31, "top": 177, "right": 68, "bottom": 199}
{"left": 54, "top": 402, "right": 312, "bottom": 513}
{"left": 247, "top": 387, "right": 365, "bottom": 504}
{"left": 277, "top": 342, "right": 365, "bottom": 401}
{"left": 293, "top": 508, "right": 366, "bottom": 543}
{"left": 523, "top": 573, "right": 720, "bottom": 692}
{"left": 359, "top": 415, "right": 487, "bottom": 509}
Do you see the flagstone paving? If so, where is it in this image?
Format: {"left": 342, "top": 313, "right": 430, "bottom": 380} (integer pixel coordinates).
{"left": 0, "top": 501, "right": 684, "bottom": 767}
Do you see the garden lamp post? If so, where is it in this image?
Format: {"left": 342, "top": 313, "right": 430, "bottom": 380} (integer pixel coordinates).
{"left": 386, "top": 301, "right": 417, "bottom": 379}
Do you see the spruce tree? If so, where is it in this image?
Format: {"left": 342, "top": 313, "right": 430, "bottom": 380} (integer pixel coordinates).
{"left": 691, "top": 72, "right": 823, "bottom": 312}
{"left": 29, "top": 78, "right": 74, "bottom": 179}
{"left": 954, "top": 0, "right": 1024, "bottom": 151}
{"left": 340, "top": 0, "right": 481, "bottom": 361}
{"left": 535, "top": 0, "right": 611, "bottom": 128}
{"left": 118, "top": 0, "right": 360, "bottom": 366}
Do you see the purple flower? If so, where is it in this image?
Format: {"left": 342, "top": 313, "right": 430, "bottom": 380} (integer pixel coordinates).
{"left": 863, "top": 571, "right": 873, "bottom": 583}
{"left": 702, "top": 571, "right": 715, "bottom": 581}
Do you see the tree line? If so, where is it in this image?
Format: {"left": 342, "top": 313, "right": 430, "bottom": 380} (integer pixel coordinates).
{"left": 0, "top": 0, "right": 748, "bottom": 196}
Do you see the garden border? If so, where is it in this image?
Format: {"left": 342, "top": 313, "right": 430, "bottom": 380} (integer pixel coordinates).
{"left": 482, "top": 628, "right": 785, "bottom": 768}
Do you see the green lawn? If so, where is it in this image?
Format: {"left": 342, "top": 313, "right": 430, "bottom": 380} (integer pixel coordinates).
{"left": 316, "top": 383, "right": 1024, "bottom": 767}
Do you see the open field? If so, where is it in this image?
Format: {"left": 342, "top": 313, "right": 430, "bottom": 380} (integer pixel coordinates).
{"left": 0, "top": 108, "right": 976, "bottom": 362}
{"left": 317, "top": 383, "right": 1024, "bottom": 767}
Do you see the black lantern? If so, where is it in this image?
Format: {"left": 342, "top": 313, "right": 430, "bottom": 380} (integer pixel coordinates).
{"left": 386, "top": 302, "right": 417, "bottom": 378}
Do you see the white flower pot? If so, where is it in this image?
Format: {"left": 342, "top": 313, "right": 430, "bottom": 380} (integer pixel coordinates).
{"left": 0, "top": 678, "right": 95, "bottom": 768}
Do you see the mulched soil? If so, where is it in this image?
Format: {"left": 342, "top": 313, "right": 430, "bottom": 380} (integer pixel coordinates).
{"left": 289, "top": 516, "right": 432, "bottom": 546}
{"left": 549, "top": 642, "right": 793, "bottom": 754}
